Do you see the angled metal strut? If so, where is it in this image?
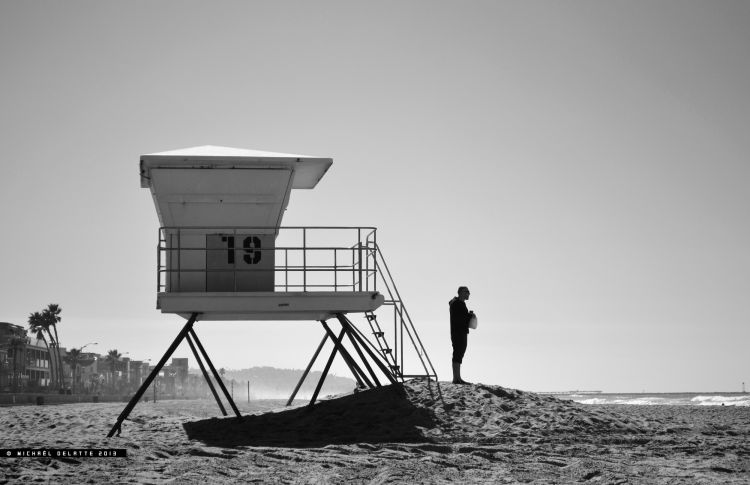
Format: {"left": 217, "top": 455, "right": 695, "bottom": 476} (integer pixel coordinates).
{"left": 107, "top": 313, "right": 241, "bottom": 438}
{"left": 287, "top": 314, "right": 402, "bottom": 408}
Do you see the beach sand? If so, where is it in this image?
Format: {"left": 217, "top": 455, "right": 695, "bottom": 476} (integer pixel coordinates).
{"left": 1, "top": 379, "right": 748, "bottom": 484}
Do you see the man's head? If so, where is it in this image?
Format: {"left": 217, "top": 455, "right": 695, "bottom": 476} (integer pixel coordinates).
{"left": 458, "top": 286, "right": 470, "bottom": 301}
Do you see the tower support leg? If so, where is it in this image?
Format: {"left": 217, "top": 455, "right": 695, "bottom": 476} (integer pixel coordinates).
{"left": 287, "top": 333, "right": 328, "bottom": 406}
{"left": 185, "top": 332, "right": 227, "bottom": 416}
{"left": 107, "top": 313, "right": 199, "bottom": 438}
{"left": 309, "top": 328, "right": 346, "bottom": 407}
{"left": 189, "top": 328, "right": 242, "bottom": 420}
{"left": 321, "top": 320, "right": 373, "bottom": 389}
{"left": 345, "top": 325, "right": 381, "bottom": 387}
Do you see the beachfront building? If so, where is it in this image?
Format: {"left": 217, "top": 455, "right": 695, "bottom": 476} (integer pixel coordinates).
{"left": 0, "top": 347, "right": 6, "bottom": 388}
{"left": 115, "top": 356, "right": 153, "bottom": 394}
{"left": 26, "top": 338, "right": 52, "bottom": 389}
{"left": 171, "top": 358, "right": 189, "bottom": 395}
{"left": 139, "top": 361, "right": 151, "bottom": 385}
{"left": 102, "top": 355, "right": 128, "bottom": 392}
{"left": 128, "top": 360, "right": 149, "bottom": 387}
{"left": 74, "top": 355, "right": 160, "bottom": 395}
{"left": 121, "top": 357, "right": 131, "bottom": 386}
{"left": 138, "top": 358, "right": 194, "bottom": 398}
{"left": 0, "top": 322, "right": 26, "bottom": 390}
{"left": 0, "top": 322, "right": 52, "bottom": 391}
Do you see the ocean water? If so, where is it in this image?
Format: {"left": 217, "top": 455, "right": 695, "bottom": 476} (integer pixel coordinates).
{"left": 556, "top": 393, "right": 750, "bottom": 407}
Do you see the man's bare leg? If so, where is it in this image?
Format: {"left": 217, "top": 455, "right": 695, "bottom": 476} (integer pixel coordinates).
{"left": 452, "top": 362, "right": 470, "bottom": 384}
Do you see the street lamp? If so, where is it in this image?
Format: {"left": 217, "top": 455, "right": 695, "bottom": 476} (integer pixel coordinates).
{"left": 122, "top": 352, "right": 131, "bottom": 385}
{"left": 141, "top": 359, "right": 151, "bottom": 386}
{"left": 71, "top": 342, "right": 98, "bottom": 394}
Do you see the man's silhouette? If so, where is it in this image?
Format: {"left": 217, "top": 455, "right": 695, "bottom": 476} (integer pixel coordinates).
{"left": 449, "top": 286, "right": 473, "bottom": 384}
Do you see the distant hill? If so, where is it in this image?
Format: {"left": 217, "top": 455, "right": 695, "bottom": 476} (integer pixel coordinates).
{"left": 191, "top": 366, "right": 356, "bottom": 400}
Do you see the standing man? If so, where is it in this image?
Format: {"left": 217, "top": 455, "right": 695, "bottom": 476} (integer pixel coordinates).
{"left": 449, "top": 286, "right": 474, "bottom": 384}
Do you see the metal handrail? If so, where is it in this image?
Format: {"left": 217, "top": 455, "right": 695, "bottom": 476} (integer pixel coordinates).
{"left": 373, "top": 243, "right": 438, "bottom": 380}
{"left": 157, "top": 226, "right": 378, "bottom": 293}
{"left": 159, "top": 225, "right": 377, "bottom": 231}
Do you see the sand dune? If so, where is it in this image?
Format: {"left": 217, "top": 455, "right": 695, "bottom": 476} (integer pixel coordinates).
{"left": 1, "top": 379, "right": 749, "bottom": 483}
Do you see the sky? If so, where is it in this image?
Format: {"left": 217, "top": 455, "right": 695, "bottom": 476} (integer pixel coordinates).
{"left": 1, "top": 1, "right": 748, "bottom": 393}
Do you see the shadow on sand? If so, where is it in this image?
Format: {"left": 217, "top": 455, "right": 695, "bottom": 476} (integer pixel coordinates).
{"left": 183, "top": 384, "right": 435, "bottom": 448}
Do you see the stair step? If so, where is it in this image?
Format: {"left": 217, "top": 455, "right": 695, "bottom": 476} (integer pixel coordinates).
{"left": 373, "top": 331, "right": 384, "bottom": 338}
{"left": 382, "top": 349, "right": 392, "bottom": 354}
{"left": 366, "top": 314, "right": 377, "bottom": 321}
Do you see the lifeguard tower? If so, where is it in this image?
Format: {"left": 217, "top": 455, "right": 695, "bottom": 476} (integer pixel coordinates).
{"left": 108, "top": 146, "right": 436, "bottom": 437}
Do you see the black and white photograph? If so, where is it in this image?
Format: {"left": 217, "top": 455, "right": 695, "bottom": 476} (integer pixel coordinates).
{"left": 1, "top": 1, "right": 749, "bottom": 483}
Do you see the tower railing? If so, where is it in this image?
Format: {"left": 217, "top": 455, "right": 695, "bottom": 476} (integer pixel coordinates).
{"left": 157, "top": 226, "right": 377, "bottom": 293}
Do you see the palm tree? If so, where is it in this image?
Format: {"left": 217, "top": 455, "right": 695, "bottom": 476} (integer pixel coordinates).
{"left": 43, "top": 304, "right": 65, "bottom": 390}
{"left": 28, "top": 304, "right": 65, "bottom": 390}
{"left": 28, "top": 311, "right": 54, "bottom": 389}
{"left": 8, "top": 336, "right": 27, "bottom": 391}
{"left": 105, "top": 349, "right": 122, "bottom": 392}
{"left": 64, "top": 348, "right": 81, "bottom": 394}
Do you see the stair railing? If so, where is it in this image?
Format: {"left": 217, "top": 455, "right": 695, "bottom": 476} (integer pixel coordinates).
{"left": 369, "top": 241, "right": 438, "bottom": 381}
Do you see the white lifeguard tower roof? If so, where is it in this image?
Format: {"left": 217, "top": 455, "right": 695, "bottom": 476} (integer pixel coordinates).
{"left": 140, "top": 145, "right": 332, "bottom": 189}
{"left": 140, "top": 145, "right": 332, "bottom": 228}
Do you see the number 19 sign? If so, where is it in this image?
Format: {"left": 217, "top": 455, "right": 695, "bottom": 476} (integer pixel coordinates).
{"left": 206, "top": 234, "right": 275, "bottom": 292}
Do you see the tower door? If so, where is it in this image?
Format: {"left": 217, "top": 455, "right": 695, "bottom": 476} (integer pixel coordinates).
{"left": 206, "top": 234, "right": 275, "bottom": 292}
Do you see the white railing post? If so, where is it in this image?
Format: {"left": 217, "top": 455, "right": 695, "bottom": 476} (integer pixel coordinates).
{"left": 302, "top": 228, "right": 307, "bottom": 292}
